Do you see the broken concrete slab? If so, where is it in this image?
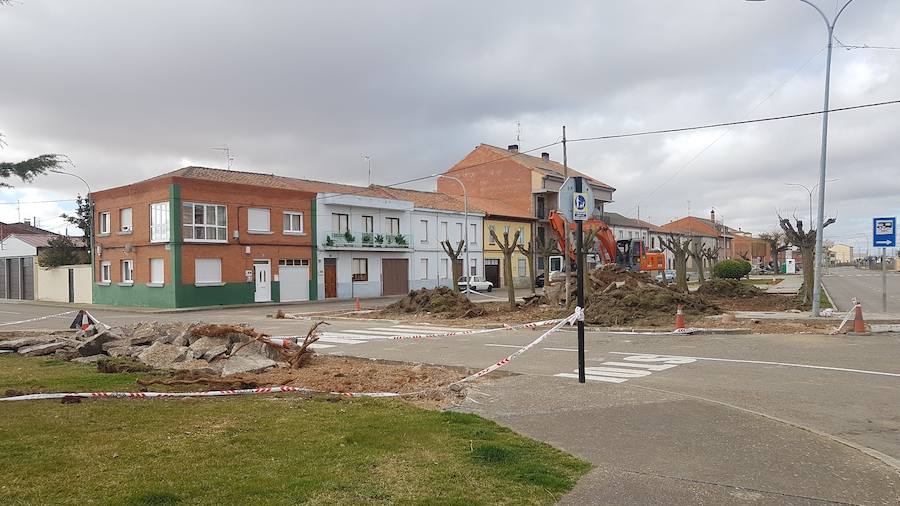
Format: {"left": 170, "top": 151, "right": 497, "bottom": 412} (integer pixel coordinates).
{"left": 172, "top": 359, "right": 224, "bottom": 376}
{"left": 137, "top": 342, "right": 189, "bottom": 369}
{"left": 232, "top": 341, "right": 283, "bottom": 362}
{"left": 201, "top": 345, "right": 228, "bottom": 361}
{"left": 107, "top": 346, "right": 146, "bottom": 358}
{"left": 221, "top": 355, "right": 276, "bottom": 376}
{"left": 18, "top": 341, "right": 69, "bottom": 357}
{"left": 0, "top": 336, "right": 51, "bottom": 351}
{"left": 188, "top": 336, "right": 230, "bottom": 356}
{"left": 75, "top": 331, "right": 119, "bottom": 357}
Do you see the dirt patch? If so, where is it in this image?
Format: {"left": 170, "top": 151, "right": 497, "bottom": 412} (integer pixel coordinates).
{"left": 381, "top": 287, "right": 485, "bottom": 318}
{"left": 697, "top": 279, "right": 764, "bottom": 298}
{"left": 136, "top": 355, "right": 471, "bottom": 409}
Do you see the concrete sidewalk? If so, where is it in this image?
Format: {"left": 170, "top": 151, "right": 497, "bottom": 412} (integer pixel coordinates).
{"left": 765, "top": 274, "right": 802, "bottom": 295}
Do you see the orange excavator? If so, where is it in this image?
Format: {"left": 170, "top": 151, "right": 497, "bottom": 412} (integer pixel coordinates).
{"left": 547, "top": 210, "right": 665, "bottom": 272}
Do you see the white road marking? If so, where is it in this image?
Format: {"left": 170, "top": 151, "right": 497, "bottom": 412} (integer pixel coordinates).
{"left": 555, "top": 373, "right": 627, "bottom": 383}
{"left": 310, "top": 343, "right": 336, "bottom": 349}
{"left": 607, "top": 351, "right": 900, "bottom": 378}
{"left": 0, "top": 310, "right": 21, "bottom": 315}
{"left": 388, "top": 325, "right": 469, "bottom": 332}
{"left": 543, "top": 347, "right": 578, "bottom": 352}
{"left": 319, "top": 332, "right": 389, "bottom": 340}
{"left": 485, "top": 344, "right": 578, "bottom": 352}
{"left": 339, "top": 329, "right": 424, "bottom": 336}
{"left": 555, "top": 354, "right": 696, "bottom": 384}
{"left": 315, "top": 336, "right": 367, "bottom": 345}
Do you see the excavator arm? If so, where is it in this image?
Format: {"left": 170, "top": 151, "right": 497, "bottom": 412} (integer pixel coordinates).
{"left": 548, "top": 210, "right": 618, "bottom": 266}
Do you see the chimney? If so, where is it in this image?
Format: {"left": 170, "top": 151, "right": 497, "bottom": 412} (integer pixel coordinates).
{"left": 507, "top": 144, "right": 519, "bottom": 153}
{"left": 24, "top": 218, "right": 31, "bottom": 226}
{"left": 541, "top": 152, "right": 550, "bottom": 161}
{"left": 710, "top": 208, "right": 716, "bottom": 223}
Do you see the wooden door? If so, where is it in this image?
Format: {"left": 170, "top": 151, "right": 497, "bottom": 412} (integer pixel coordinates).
{"left": 324, "top": 258, "right": 337, "bottom": 298}
{"left": 485, "top": 259, "right": 500, "bottom": 287}
{"left": 381, "top": 258, "right": 409, "bottom": 295}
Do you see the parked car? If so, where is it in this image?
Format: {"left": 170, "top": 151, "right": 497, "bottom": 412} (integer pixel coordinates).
{"left": 655, "top": 270, "right": 676, "bottom": 284}
{"left": 458, "top": 276, "right": 493, "bottom": 292}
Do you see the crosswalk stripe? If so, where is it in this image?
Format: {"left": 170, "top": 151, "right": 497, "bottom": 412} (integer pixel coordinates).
{"left": 309, "top": 343, "right": 336, "bottom": 349}
{"left": 555, "top": 373, "right": 627, "bottom": 384}
{"left": 316, "top": 337, "right": 366, "bottom": 344}
{"left": 389, "top": 325, "right": 469, "bottom": 332}
{"left": 320, "top": 332, "right": 391, "bottom": 340}
{"left": 338, "top": 329, "right": 423, "bottom": 336}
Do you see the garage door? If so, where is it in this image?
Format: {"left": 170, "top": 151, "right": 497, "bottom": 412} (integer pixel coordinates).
{"left": 382, "top": 258, "right": 409, "bottom": 295}
{"left": 278, "top": 259, "right": 310, "bottom": 302}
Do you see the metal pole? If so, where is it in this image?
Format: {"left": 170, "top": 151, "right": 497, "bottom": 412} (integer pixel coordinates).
{"left": 563, "top": 126, "right": 570, "bottom": 306}
{"left": 882, "top": 247, "right": 887, "bottom": 313}
{"left": 438, "top": 175, "right": 469, "bottom": 293}
{"left": 575, "top": 176, "right": 585, "bottom": 383}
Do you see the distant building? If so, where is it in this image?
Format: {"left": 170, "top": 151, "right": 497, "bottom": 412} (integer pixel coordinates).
{"left": 0, "top": 233, "right": 86, "bottom": 301}
{"left": 829, "top": 243, "right": 853, "bottom": 264}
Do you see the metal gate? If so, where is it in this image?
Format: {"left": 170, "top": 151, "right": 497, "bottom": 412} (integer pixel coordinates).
{"left": 381, "top": 258, "right": 409, "bottom": 295}
{"left": 485, "top": 258, "right": 500, "bottom": 287}
{"left": 0, "top": 257, "right": 34, "bottom": 300}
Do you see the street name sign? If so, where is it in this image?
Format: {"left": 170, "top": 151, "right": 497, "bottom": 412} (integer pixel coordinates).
{"left": 558, "top": 177, "right": 594, "bottom": 222}
{"left": 873, "top": 217, "right": 896, "bottom": 247}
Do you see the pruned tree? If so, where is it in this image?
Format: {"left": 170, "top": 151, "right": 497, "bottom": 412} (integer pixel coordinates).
{"left": 703, "top": 245, "right": 722, "bottom": 277}
{"left": 662, "top": 234, "right": 692, "bottom": 292}
{"left": 534, "top": 234, "right": 561, "bottom": 282}
{"left": 758, "top": 230, "right": 789, "bottom": 273}
{"left": 489, "top": 228, "right": 521, "bottom": 309}
{"left": 516, "top": 238, "right": 536, "bottom": 295}
{"left": 779, "top": 215, "right": 836, "bottom": 305}
{"left": 37, "top": 235, "right": 89, "bottom": 268}
{"left": 440, "top": 239, "right": 465, "bottom": 292}
{"left": 688, "top": 241, "right": 707, "bottom": 284}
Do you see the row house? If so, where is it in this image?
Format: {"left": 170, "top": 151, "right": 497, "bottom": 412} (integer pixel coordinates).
{"left": 658, "top": 211, "right": 733, "bottom": 272}
{"left": 91, "top": 167, "right": 317, "bottom": 308}
{"left": 438, "top": 143, "right": 615, "bottom": 277}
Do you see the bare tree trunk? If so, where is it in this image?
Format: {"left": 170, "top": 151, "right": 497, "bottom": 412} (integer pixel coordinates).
{"left": 517, "top": 239, "right": 536, "bottom": 295}
{"left": 441, "top": 240, "right": 465, "bottom": 293}
{"left": 690, "top": 242, "right": 706, "bottom": 284}
{"left": 663, "top": 235, "right": 692, "bottom": 293}
{"left": 490, "top": 228, "right": 522, "bottom": 310}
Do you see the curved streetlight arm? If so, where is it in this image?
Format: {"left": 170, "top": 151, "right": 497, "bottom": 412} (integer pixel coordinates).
{"left": 798, "top": 0, "right": 854, "bottom": 28}
{"left": 437, "top": 175, "right": 470, "bottom": 292}
{"left": 49, "top": 168, "right": 94, "bottom": 266}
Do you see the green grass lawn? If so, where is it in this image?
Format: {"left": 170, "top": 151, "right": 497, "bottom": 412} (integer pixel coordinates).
{"left": 0, "top": 356, "right": 590, "bottom": 505}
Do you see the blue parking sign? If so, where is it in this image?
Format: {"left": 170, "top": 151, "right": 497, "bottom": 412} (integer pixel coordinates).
{"left": 873, "top": 217, "right": 896, "bottom": 247}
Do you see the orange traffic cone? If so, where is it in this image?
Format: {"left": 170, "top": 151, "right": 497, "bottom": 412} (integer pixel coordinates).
{"left": 355, "top": 297, "right": 361, "bottom": 311}
{"left": 675, "top": 304, "right": 685, "bottom": 330}
{"left": 853, "top": 302, "right": 867, "bottom": 334}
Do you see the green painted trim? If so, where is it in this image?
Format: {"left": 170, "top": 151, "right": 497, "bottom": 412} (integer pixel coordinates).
{"left": 309, "top": 198, "right": 318, "bottom": 301}
{"left": 93, "top": 283, "right": 177, "bottom": 308}
{"left": 177, "top": 281, "right": 278, "bottom": 307}
{"left": 169, "top": 184, "right": 182, "bottom": 306}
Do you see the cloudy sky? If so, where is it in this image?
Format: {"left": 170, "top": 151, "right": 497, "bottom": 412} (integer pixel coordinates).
{"left": 1, "top": 0, "right": 898, "bottom": 253}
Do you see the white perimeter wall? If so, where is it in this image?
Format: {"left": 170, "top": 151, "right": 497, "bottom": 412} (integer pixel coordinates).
{"left": 35, "top": 264, "right": 92, "bottom": 303}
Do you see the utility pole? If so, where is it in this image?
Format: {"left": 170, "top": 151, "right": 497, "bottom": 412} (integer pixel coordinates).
{"left": 562, "top": 126, "right": 570, "bottom": 306}
{"left": 575, "top": 176, "right": 586, "bottom": 383}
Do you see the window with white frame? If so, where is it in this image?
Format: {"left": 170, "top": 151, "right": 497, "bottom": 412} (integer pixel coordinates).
{"left": 247, "top": 208, "right": 271, "bottom": 233}
{"left": 100, "top": 261, "right": 111, "bottom": 283}
{"left": 419, "top": 220, "right": 428, "bottom": 243}
{"left": 419, "top": 258, "right": 428, "bottom": 279}
{"left": 517, "top": 258, "right": 526, "bottom": 277}
{"left": 149, "top": 258, "right": 164, "bottom": 285}
{"left": 195, "top": 258, "right": 222, "bottom": 285}
{"left": 278, "top": 259, "right": 309, "bottom": 266}
{"left": 150, "top": 202, "right": 170, "bottom": 242}
{"left": 518, "top": 227, "right": 525, "bottom": 245}
{"left": 456, "top": 223, "right": 463, "bottom": 242}
{"left": 362, "top": 215, "right": 373, "bottom": 234}
{"left": 386, "top": 217, "right": 400, "bottom": 235}
{"left": 183, "top": 203, "right": 227, "bottom": 242}
{"left": 283, "top": 212, "right": 304, "bottom": 234}
{"left": 488, "top": 225, "right": 496, "bottom": 244}
{"left": 98, "top": 212, "right": 110, "bottom": 235}
{"left": 470, "top": 223, "right": 477, "bottom": 244}
{"left": 470, "top": 258, "right": 477, "bottom": 276}
{"left": 120, "top": 208, "right": 133, "bottom": 232}
{"left": 440, "top": 221, "right": 448, "bottom": 240}
{"left": 121, "top": 259, "right": 134, "bottom": 284}
{"left": 441, "top": 258, "right": 449, "bottom": 278}
{"left": 332, "top": 213, "right": 349, "bottom": 234}
{"left": 352, "top": 258, "right": 368, "bottom": 282}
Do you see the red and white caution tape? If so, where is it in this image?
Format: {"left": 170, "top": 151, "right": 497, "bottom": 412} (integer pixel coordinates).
{"left": 829, "top": 301, "right": 860, "bottom": 335}
{"left": 0, "top": 309, "right": 585, "bottom": 402}
{"left": 0, "top": 310, "right": 77, "bottom": 328}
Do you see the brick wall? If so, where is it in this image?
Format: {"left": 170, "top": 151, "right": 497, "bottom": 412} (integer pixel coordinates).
{"left": 438, "top": 146, "right": 535, "bottom": 216}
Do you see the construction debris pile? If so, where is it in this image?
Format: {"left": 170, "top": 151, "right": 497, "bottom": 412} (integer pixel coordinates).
{"left": 579, "top": 265, "right": 719, "bottom": 326}
{"left": 382, "top": 287, "right": 485, "bottom": 318}
{"left": 0, "top": 321, "right": 325, "bottom": 377}
{"left": 696, "top": 279, "right": 764, "bottom": 298}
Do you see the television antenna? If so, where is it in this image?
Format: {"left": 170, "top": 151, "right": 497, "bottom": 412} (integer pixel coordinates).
{"left": 210, "top": 145, "right": 235, "bottom": 170}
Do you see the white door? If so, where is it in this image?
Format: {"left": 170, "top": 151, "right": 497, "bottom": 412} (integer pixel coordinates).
{"left": 279, "top": 262, "right": 310, "bottom": 302}
{"left": 254, "top": 260, "right": 271, "bottom": 302}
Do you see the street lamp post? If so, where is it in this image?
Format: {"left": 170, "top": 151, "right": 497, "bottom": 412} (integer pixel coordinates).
{"left": 50, "top": 168, "right": 93, "bottom": 266}
{"left": 437, "top": 175, "right": 470, "bottom": 293}
{"left": 748, "top": 0, "right": 855, "bottom": 315}
{"left": 784, "top": 178, "right": 838, "bottom": 224}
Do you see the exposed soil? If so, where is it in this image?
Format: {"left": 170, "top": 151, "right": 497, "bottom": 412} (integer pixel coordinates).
{"left": 137, "top": 355, "right": 471, "bottom": 409}
{"left": 381, "top": 286, "right": 485, "bottom": 318}
{"left": 696, "top": 279, "right": 765, "bottom": 298}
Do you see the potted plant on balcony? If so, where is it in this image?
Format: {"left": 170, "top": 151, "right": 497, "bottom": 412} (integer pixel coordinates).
{"left": 325, "top": 236, "right": 334, "bottom": 247}
{"left": 362, "top": 233, "right": 373, "bottom": 246}
{"left": 343, "top": 230, "right": 356, "bottom": 244}
{"left": 374, "top": 234, "right": 384, "bottom": 246}
{"left": 394, "top": 234, "right": 407, "bottom": 246}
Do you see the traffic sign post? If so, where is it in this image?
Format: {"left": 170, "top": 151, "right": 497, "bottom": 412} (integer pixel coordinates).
{"left": 873, "top": 217, "right": 895, "bottom": 313}
{"left": 557, "top": 177, "right": 593, "bottom": 384}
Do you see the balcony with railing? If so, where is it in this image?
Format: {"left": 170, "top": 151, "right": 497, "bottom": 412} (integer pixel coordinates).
{"left": 322, "top": 231, "right": 411, "bottom": 250}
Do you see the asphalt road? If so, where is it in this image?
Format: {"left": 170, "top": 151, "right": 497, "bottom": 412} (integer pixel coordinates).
{"left": 3, "top": 301, "right": 900, "bottom": 504}
{"left": 824, "top": 266, "right": 900, "bottom": 313}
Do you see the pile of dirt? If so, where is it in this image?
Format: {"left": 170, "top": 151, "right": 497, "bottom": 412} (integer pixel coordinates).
{"left": 581, "top": 265, "right": 719, "bottom": 326}
{"left": 696, "top": 279, "right": 765, "bottom": 298}
{"left": 382, "top": 287, "right": 485, "bottom": 318}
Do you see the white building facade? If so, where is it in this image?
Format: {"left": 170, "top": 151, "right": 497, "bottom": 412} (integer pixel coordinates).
{"left": 409, "top": 207, "right": 485, "bottom": 291}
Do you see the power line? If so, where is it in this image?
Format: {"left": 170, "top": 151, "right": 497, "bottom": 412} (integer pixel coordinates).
{"left": 566, "top": 98, "right": 900, "bottom": 144}
{"left": 0, "top": 198, "right": 78, "bottom": 205}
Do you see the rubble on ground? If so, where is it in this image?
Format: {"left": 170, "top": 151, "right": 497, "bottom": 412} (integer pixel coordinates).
{"left": 0, "top": 320, "right": 327, "bottom": 377}
{"left": 579, "top": 265, "right": 720, "bottom": 326}
{"left": 382, "top": 286, "right": 485, "bottom": 318}
{"left": 696, "top": 279, "right": 764, "bottom": 298}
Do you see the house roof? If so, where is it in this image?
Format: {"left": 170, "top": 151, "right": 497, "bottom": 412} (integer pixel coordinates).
{"left": 466, "top": 196, "right": 533, "bottom": 220}
{"left": 5, "top": 234, "right": 86, "bottom": 248}
{"left": 0, "top": 222, "right": 56, "bottom": 240}
{"left": 371, "top": 186, "right": 485, "bottom": 214}
{"left": 152, "top": 166, "right": 379, "bottom": 196}
{"left": 598, "top": 212, "right": 647, "bottom": 229}
{"left": 658, "top": 216, "right": 722, "bottom": 238}
{"left": 454, "top": 144, "right": 615, "bottom": 192}
{"left": 634, "top": 219, "right": 666, "bottom": 233}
